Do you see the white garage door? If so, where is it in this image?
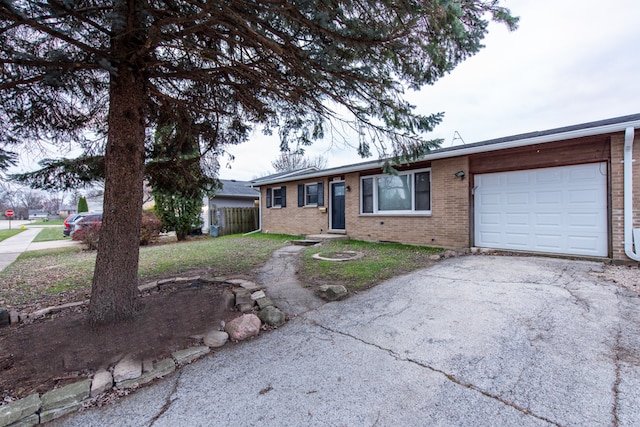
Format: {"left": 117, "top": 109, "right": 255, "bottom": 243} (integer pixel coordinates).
{"left": 474, "top": 163, "right": 608, "bottom": 257}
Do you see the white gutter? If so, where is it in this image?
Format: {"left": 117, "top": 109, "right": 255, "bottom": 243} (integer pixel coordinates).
{"left": 623, "top": 126, "right": 640, "bottom": 261}
{"left": 243, "top": 187, "right": 262, "bottom": 236}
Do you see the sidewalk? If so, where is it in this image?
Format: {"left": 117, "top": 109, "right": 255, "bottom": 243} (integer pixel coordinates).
{"left": 0, "top": 227, "right": 80, "bottom": 272}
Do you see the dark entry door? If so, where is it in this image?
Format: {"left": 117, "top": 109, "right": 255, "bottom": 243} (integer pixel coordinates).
{"left": 331, "top": 182, "right": 345, "bottom": 230}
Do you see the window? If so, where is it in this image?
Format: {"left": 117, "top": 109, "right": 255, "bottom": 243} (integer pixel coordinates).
{"left": 298, "top": 182, "right": 324, "bottom": 207}
{"left": 266, "top": 186, "right": 286, "bottom": 208}
{"left": 360, "top": 169, "right": 431, "bottom": 214}
{"left": 306, "top": 183, "right": 318, "bottom": 205}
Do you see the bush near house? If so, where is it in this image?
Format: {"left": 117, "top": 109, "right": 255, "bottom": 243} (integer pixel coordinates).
{"left": 72, "top": 222, "right": 100, "bottom": 250}
{"left": 140, "top": 211, "right": 163, "bottom": 246}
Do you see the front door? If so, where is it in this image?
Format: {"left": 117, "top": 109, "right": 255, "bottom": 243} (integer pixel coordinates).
{"left": 330, "top": 181, "right": 346, "bottom": 231}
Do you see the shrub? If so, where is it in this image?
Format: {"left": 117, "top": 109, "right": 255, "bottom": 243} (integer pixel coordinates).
{"left": 72, "top": 222, "right": 101, "bottom": 250}
{"left": 140, "top": 211, "right": 162, "bottom": 245}
{"left": 77, "top": 196, "right": 88, "bottom": 213}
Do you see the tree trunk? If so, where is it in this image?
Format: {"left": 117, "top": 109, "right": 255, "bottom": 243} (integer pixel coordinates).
{"left": 88, "top": 58, "right": 146, "bottom": 324}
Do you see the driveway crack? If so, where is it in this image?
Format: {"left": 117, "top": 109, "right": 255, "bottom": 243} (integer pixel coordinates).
{"left": 318, "top": 324, "right": 563, "bottom": 427}
{"left": 149, "top": 370, "right": 182, "bottom": 426}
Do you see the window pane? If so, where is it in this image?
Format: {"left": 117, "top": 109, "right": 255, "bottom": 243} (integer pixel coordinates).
{"left": 378, "top": 175, "right": 411, "bottom": 211}
{"left": 273, "top": 188, "right": 282, "bottom": 206}
{"left": 415, "top": 172, "right": 431, "bottom": 211}
{"left": 306, "top": 184, "right": 318, "bottom": 205}
{"left": 362, "top": 178, "right": 373, "bottom": 213}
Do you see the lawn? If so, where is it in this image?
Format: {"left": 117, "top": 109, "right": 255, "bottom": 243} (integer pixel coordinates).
{"left": 300, "top": 240, "right": 442, "bottom": 291}
{"left": 0, "top": 234, "right": 443, "bottom": 308}
{"left": 0, "top": 233, "right": 298, "bottom": 306}
{"left": 29, "top": 219, "right": 65, "bottom": 225}
{"left": 32, "top": 226, "right": 65, "bottom": 242}
{"left": 0, "top": 229, "right": 23, "bottom": 242}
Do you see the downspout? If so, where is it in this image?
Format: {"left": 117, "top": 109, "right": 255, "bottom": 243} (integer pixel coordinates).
{"left": 623, "top": 126, "right": 640, "bottom": 261}
{"left": 243, "top": 186, "right": 262, "bottom": 236}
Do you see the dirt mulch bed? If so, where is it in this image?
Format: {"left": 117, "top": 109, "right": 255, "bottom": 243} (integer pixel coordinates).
{"left": 1, "top": 280, "right": 240, "bottom": 403}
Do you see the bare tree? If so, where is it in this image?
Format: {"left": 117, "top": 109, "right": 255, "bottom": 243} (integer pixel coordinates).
{"left": 271, "top": 152, "right": 328, "bottom": 173}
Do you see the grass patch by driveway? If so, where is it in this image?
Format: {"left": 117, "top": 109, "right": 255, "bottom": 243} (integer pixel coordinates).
{"left": 32, "top": 226, "right": 65, "bottom": 242}
{"left": 0, "top": 229, "right": 23, "bottom": 242}
{"left": 0, "top": 233, "right": 298, "bottom": 307}
{"left": 300, "top": 240, "right": 442, "bottom": 291}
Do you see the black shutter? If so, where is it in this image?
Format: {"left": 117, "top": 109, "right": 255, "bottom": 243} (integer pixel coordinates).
{"left": 298, "top": 184, "right": 304, "bottom": 207}
{"left": 317, "top": 182, "right": 324, "bottom": 206}
{"left": 266, "top": 188, "right": 272, "bottom": 208}
{"left": 281, "top": 186, "right": 286, "bottom": 207}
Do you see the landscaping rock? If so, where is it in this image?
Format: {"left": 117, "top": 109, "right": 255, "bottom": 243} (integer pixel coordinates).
{"left": 225, "top": 314, "right": 261, "bottom": 341}
{"left": 221, "top": 289, "right": 236, "bottom": 310}
{"left": 258, "top": 306, "right": 286, "bottom": 327}
{"left": 90, "top": 369, "right": 113, "bottom": 398}
{"left": 9, "top": 310, "right": 19, "bottom": 325}
{"left": 0, "top": 309, "right": 9, "bottom": 327}
{"left": 429, "top": 254, "right": 442, "bottom": 261}
{"left": 8, "top": 413, "right": 39, "bottom": 427}
{"left": 251, "top": 290, "right": 266, "bottom": 301}
{"left": 0, "top": 393, "right": 40, "bottom": 427}
{"left": 316, "top": 285, "right": 348, "bottom": 301}
{"left": 137, "top": 281, "right": 158, "bottom": 292}
{"left": 172, "top": 346, "right": 210, "bottom": 366}
{"left": 117, "top": 358, "right": 176, "bottom": 389}
{"left": 233, "top": 288, "right": 252, "bottom": 306}
{"left": 255, "top": 297, "right": 275, "bottom": 310}
{"left": 228, "top": 278, "right": 263, "bottom": 292}
{"left": 40, "top": 402, "right": 82, "bottom": 423}
{"left": 237, "top": 303, "right": 254, "bottom": 313}
{"left": 41, "top": 379, "right": 91, "bottom": 411}
{"left": 203, "top": 330, "right": 229, "bottom": 348}
{"left": 443, "top": 250, "right": 458, "bottom": 258}
{"left": 113, "top": 356, "right": 142, "bottom": 383}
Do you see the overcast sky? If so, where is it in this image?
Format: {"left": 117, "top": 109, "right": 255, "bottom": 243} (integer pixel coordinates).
{"left": 10, "top": 0, "right": 640, "bottom": 182}
{"left": 218, "top": 0, "right": 640, "bottom": 181}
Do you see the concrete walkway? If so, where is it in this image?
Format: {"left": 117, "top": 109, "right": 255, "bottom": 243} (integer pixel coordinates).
{"left": 0, "top": 226, "right": 79, "bottom": 272}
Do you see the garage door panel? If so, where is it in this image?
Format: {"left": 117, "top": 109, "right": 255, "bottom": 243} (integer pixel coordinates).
{"left": 475, "top": 163, "right": 607, "bottom": 257}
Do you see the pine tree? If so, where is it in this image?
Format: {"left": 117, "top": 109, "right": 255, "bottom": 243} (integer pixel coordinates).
{"left": 77, "top": 196, "right": 88, "bottom": 213}
{"left": 0, "top": 1, "right": 517, "bottom": 324}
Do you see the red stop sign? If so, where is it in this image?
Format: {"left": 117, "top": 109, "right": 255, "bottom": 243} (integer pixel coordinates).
{"left": 5, "top": 209, "right": 14, "bottom": 217}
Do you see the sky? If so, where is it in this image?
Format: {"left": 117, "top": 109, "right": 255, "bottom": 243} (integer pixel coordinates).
{"left": 10, "top": 0, "right": 640, "bottom": 182}
{"left": 217, "top": 0, "right": 640, "bottom": 181}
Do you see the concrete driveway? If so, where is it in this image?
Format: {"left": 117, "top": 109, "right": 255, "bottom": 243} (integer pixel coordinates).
{"left": 55, "top": 255, "right": 639, "bottom": 426}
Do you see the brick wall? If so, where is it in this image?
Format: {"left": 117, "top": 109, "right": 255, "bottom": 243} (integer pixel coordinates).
{"left": 260, "top": 179, "right": 329, "bottom": 236}
{"left": 344, "top": 157, "right": 470, "bottom": 249}
{"left": 610, "top": 132, "right": 640, "bottom": 261}
{"left": 260, "top": 157, "right": 470, "bottom": 248}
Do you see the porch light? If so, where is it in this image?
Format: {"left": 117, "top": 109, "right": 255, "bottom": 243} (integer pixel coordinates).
{"left": 454, "top": 170, "right": 465, "bottom": 180}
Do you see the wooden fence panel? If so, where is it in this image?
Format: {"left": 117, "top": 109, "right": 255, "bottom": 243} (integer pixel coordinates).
{"left": 220, "top": 207, "right": 259, "bottom": 235}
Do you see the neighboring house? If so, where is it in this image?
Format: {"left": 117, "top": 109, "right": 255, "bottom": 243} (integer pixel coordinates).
{"left": 202, "top": 179, "right": 260, "bottom": 233}
{"left": 250, "top": 113, "right": 640, "bottom": 263}
{"left": 27, "top": 210, "right": 49, "bottom": 220}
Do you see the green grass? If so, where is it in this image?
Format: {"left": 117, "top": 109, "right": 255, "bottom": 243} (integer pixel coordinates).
{"left": 32, "top": 226, "right": 66, "bottom": 242}
{"left": 0, "top": 233, "right": 442, "bottom": 307}
{"left": 0, "top": 229, "right": 23, "bottom": 242}
{"left": 28, "top": 219, "right": 64, "bottom": 225}
{"left": 300, "top": 240, "right": 442, "bottom": 290}
{"left": 0, "top": 233, "right": 299, "bottom": 306}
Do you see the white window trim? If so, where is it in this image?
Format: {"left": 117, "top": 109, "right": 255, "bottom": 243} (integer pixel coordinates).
{"left": 305, "top": 183, "right": 318, "bottom": 207}
{"left": 272, "top": 186, "right": 283, "bottom": 208}
{"left": 360, "top": 168, "right": 432, "bottom": 215}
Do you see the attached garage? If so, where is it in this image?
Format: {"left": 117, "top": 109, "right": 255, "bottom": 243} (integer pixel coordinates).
{"left": 474, "top": 163, "right": 608, "bottom": 257}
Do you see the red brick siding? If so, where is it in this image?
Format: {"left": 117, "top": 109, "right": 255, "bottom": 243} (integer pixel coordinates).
{"left": 611, "top": 132, "right": 640, "bottom": 261}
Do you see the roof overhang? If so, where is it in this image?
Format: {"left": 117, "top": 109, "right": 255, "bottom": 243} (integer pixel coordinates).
{"left": 250, "top": 114, "right": 640, "bottom": 186}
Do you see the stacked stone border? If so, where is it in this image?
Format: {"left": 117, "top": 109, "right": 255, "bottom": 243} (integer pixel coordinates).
{"left": 0, "top": 276, "right": 286, "bottom": 426}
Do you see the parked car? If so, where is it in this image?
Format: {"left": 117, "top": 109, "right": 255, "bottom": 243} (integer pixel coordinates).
{"left": 63, "top": 213, "right": 88, "bottom": 236}
{"left": 70, "top": 213, "right": 103, "bottom": 238}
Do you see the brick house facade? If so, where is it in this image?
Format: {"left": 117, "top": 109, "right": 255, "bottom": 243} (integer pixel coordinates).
{"left": 252, "top": 114, "right": 640, "bottom": 263}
